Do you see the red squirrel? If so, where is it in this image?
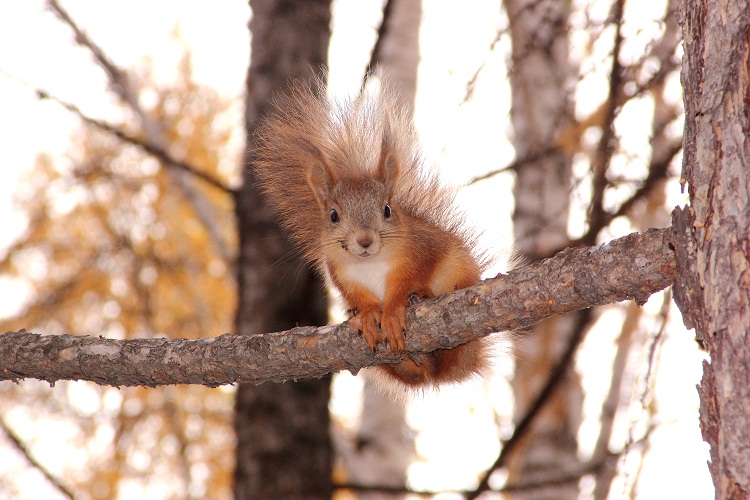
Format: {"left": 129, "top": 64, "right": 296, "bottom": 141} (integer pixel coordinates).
{"left": 253, "top": 80, "right": 491, "bottom": 389}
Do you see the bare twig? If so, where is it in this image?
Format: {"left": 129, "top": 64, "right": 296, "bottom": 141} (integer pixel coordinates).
{"left": 467, "top": 147, "right": 557, "bottom": 185}
{"left": 592, "top": 301, "right": 641, "bottom": 499}
{"left": 362, "top": 0, "right": 396, "bottom": 84}
{"left": 622, "top": 289, "right": 671, "bottom": 496}
{"left": 462, "top": 23, "right": 510, "bottom": 104}
{"left": 0, "top": 416, "right": 76, "bottom": 499}
{"left": 336, "top": 453, "right": 611, "bottom": 496}
{"left": 42, "top": 2, "right": 237, "bottom": 262}
{"left": 467, "top": 309, "right": 592, "bottom": 499}
{"left": 585, "top": 0, "right": 626, "bottom": 247}
{"left": 0, "top": 70, "right": 233, "bottom": 195}
{"left": 569, "top": 139, "right": 682, "bottom": 249}
{"left": 46, "top": 0, "right": 140, "bottom": 111}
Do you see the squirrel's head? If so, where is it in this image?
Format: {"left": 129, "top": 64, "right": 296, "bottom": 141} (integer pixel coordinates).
{"left": 306, "top": 142, "right": 400, "bottom": 260}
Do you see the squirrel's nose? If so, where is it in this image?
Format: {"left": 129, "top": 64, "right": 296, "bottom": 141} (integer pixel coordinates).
{"left": 358, "top": 236, "right": 373, "bottom": 249}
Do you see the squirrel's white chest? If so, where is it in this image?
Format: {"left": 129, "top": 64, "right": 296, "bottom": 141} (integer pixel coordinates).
{"left": 342, "top": 256, "right": 392, "bottom": 302}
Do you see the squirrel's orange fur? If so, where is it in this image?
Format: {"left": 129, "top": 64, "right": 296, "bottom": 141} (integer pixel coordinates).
{"left": 254, "top": 80, "right": 491, "bottom": 389}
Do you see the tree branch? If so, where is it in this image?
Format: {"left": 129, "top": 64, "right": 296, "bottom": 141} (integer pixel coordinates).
{"left": 46, "top": 0, "right": 237, "bottom": 261}
{"left": 0, "top": 416, "right": 75, "bottom": 499}
{"left": 336, "top": 452, "right": 612, "bottom": 496}
{"left": 468, "top": 309, "right": 593, "bottom": 499}
{"left": 585, "top": 0, "right": 626, "bottom": 247}
{"left": 362, "top": 0, "right": 395, "bottom": 81}
{"left": 0, "top": 227, "right": 676, "bottom": 388}
{"left": 31, "top": 85, "right": 234, "bottom": 195}
{"left": 47, "top": 0, "right": 140, "bottom": 112}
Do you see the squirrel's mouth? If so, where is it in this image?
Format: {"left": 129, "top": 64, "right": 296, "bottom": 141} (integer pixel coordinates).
{"left": 354, "top": 247, "right": 382, "bottom": 258}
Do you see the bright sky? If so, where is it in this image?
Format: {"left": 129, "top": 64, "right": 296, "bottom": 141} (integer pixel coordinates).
{"left": 0, "top": 0, "right": 712, "bottom": 499}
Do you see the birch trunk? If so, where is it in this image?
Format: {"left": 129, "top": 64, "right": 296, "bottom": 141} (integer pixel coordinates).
{"left": 503, "top": 0, "right": 581, "bottom": 497}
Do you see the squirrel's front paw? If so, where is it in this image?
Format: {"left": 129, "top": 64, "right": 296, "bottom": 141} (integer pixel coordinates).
{"left": 381, "top": 305, "right": 407, "bottom": 352}
{"left": 350, "top": 305, "right": 383, "bottom": 351}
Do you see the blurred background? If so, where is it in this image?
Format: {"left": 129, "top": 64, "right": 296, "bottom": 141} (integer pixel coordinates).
{"left": 0, "top": 0, "right": 712, "bottom": 498}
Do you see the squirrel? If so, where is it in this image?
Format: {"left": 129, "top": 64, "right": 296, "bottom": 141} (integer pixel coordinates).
{"left": 253, "top": 79, "right": 491, "bottom": 390}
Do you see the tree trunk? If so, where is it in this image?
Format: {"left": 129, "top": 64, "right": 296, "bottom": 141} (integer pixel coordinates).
{"left": 233, "top": 1, "right": 333, "bottom": 498}
{"left": 673, "top": 0, "right": 750, "bottom": 497}
{"left": 503, "top": 0, "right": 582, "bottom": 498}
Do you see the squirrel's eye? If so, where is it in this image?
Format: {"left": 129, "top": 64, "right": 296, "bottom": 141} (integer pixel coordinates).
{"left": 384, "top": 204, "right": 392, "bottom": 218}
{"left": 330, "top": 209, "right": 340, "bottom": 223}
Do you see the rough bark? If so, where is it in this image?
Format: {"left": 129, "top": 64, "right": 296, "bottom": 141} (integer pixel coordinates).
{"left": 673, "top": 0, "right": 750, "bottom": 496}
{"left": 1, "top": 227, "right": 676, "bottom": 387}
{"left": 502, "top": 0, "right": 580, "bottom": 497}
{"left": 233, "top": 1, "right": 333, "bottom": 498}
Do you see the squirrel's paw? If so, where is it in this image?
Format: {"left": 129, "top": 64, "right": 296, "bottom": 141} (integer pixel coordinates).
{"left": 381, "top": 305, "right": 407, "bottom": 352}
{"left": 350, "top": 305, "right": 383, "bottom": 351}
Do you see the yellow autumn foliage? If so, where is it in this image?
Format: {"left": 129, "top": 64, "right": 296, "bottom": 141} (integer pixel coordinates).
{"left": 0, "top": 54, "right": 238, "bottom": 499}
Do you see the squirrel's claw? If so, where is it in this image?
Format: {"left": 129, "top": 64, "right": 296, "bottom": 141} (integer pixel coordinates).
{"left": 407, "top": 292, "right": 431, "bottom": 306}
{"left": 351, "top": 305, "right": 383, "bottom": 351}
{"left": 381, "top": 305, "right": 408, "bottom": 353}
{"left": 407, "top": 353, "right": 423, "bottom": 366}
{"left": 350, "top": 305, "right": 407, "bottom": 352}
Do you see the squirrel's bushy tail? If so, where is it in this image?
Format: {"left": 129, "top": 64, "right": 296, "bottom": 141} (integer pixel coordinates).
{"left": 378, "top": 338, "right": 493, "bottom": 390}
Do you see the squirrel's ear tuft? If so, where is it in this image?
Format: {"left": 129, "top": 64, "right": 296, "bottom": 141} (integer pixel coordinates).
{"left": 377, "top": 119, "right": 400, "bottom": 197}
{"left": 307, "top": 162, "right": 333, "bottom": 207}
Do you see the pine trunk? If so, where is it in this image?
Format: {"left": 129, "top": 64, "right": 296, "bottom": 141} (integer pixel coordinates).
{"left": 673, "top": 0, "right": 750, "bottom": 497}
